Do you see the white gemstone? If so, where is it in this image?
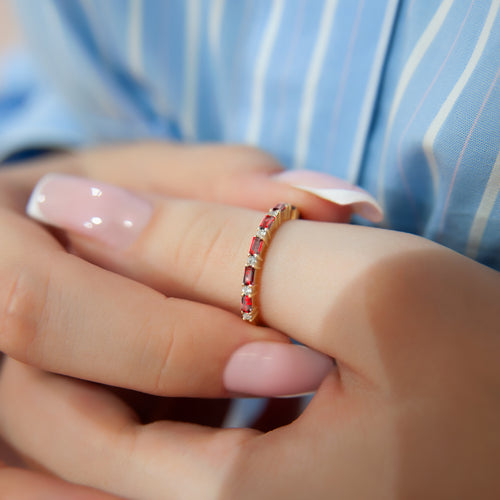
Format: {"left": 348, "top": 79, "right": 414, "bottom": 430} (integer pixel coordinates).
{"left": 242, "top": 313, "right": 253, "bottom": 321}
{"left": 247, "top": 255, "right": 258, "bottom": 266}
{"left": 257, "top": 228, "right": 267, "bottom": 239}
{"left": 242, "top": 285, "right": 253, "bottom": 295}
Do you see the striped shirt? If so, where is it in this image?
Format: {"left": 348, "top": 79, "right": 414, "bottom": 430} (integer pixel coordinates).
{"left": 2, "top": 0, "right": 500, "bottom": 269}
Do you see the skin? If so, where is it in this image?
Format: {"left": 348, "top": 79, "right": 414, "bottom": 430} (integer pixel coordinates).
{"left": 0, "top": 143, "right": 499, "bottom": 499}
{"left": 0, "top": 143, "right": 345, "bottom": 396}
{"left": 0, "top": 462, "right": 122, "bottom": 500}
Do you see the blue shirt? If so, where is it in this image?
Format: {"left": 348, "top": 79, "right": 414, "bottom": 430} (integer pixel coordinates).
{"left": 2, "top": 0, "right": 500, "bottom": 270}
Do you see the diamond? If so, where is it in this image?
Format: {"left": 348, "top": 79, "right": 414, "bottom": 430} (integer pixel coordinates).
{"left": 242, "top": 285, "right": 253, "bottom": 295}
{"left": 257, "top": 228, "right": 267, "bottom": 239}
{"left": 247, "top": 255, "right": 258, "bottom": 267}
{"left": 242, "top": 312, "right": 253, "bottom": 321}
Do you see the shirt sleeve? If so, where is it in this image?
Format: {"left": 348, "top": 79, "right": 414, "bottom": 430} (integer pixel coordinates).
{"left": 0, "top": 49, "right": 86, "bottom": 163}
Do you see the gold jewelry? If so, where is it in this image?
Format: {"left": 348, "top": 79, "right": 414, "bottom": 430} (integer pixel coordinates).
{"left": 241, "top": 203, "right": 300, "bottom": 324}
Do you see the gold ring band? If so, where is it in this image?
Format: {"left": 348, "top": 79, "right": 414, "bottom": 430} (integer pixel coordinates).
{"left": 241, "top": 203, "right": 300, "bottom": 324}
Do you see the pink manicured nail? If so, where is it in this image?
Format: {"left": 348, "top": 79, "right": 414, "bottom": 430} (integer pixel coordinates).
{"left": 273, "top": 170, "right": 383, "bottom": 223}
{"left": 26, "top": 174, "right": 153, "bottom": 248}
{"left": 223, "top": 342, "right": 333, "bottom": 397}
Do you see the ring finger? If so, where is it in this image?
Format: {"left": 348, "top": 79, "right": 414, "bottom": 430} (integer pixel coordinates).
{"left": 24, "top": 174, "right": 412, "bottom": 387}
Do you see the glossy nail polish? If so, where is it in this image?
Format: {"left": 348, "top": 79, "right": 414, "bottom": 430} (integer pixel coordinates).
{"left": 223, "top": 342, "right": 333, "bottom": 397}
{"left": 26, "top": 174, "right": 153, "bottom": 248}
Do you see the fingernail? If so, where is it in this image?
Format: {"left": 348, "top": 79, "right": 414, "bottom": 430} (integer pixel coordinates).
{"left": 223, "top": 342, "right": 333, "bottom": 397}
{"left": 273, "top": 170, "right": 383, "bottom": 223}
{"left": 26, "top": 174, "right": 153, "bottom": 248}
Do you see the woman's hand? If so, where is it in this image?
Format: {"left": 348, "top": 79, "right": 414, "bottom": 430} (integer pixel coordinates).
{"left": 0, "top": 142, "right": 369, "bottom": 398}
{"left": 1, "top": 183, "right": 499, "bottom": 498}
{"left": 0, "top": 459, "right": 123, "bottom": 500}
{"left": 0, "top": 141, "right": 376, "bottom": 493}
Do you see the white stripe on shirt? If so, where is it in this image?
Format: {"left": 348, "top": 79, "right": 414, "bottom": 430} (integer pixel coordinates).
{"left": 128, "top": 0, "right": 143, "bottom": 77}
{"left": 246, "top": 0, "right": 285, "bottom": 145}
{"left": 53, "top": 0, "right": 118, "bottom": 117}
{"left": 439, "top": 65, "right": 500, "bottom": 238}
{"left": 376, "top": 0, "right": 453, "bottom": 214}
{"left": 183, "top": 0, "right": 201, "bottom": 141}
{"left": 466, "top": 148, "right": 500, "bottom": 259}
{"left": 347, "top": 0, "right": 400, "bottom": 183}
{"left": 293, "top": 0, "right": 339, "bottom": 170}
{"left": 208, "top": 0, "right": 225, "bottom": 64}
{"left": 423, "top": 0, "right": 500, "bottom": 199}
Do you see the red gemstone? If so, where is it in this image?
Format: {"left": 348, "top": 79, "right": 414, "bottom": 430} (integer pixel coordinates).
{"left": 272, "top": 203, "right": 287, "bottom": 212}
{"left": 241, "top": 295, "right": 253, "bottom": 313}
{"left": 259, "top": 215, "right": 275, "bottom": 230}
{"left": 243, "top": 266, "right": 255, "bottom": 285}
{"left": 249, "top": 236, "right": 263, "bottom": 255}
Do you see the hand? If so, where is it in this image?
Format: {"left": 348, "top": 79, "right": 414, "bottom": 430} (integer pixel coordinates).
{"left": 1, "top": 183, "right": 499, "bottom": 498}
{"left": 0, "top": 142, "right": 359, "bottom": 399}
{"left": 0, "top": 141, "right": 371, "bottom": 494}
{"left": 0, "top": 458, "right": 122, "bottom": 500}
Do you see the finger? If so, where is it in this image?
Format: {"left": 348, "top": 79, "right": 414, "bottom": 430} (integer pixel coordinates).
{"left": 25, "top": 175, "right": 401, "bottom": 367}
{"left": 32, "top": 173, "right": 483, "bottom": 396}
{"left": 77, "top": 143, "right": 381, "bottom": 222}
{"left": 0, "top": 359, "right": 347, "bottom": 500}
{"left": 0, "top": 429, "right": 24, "bottom": 468}
{"left": 0, "top": 359, "right": 255, "bottom": 500}
{"left": 0, "top": 209, "right": 288, "bottom": 397}
{"left": 2, "top": 142, "right": 381, "bottom": 222}
{"left": 0, "top": 464, "right": 121, "bottom": 500}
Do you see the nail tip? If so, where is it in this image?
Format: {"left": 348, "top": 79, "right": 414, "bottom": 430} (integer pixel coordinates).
{"left": 26, "top": 177, "right": 49, "bottom": 223}
{"left": 291, "top": 184, "right": 384, "bottom": 223}
{"left": 356, "top": 203, "right": 384, "bottom": 223}
{"left": 25, "top": 173, "right": 153, "bottom": 249}
{"left": 223, "top": 342, "right": 333, "bottom": 398}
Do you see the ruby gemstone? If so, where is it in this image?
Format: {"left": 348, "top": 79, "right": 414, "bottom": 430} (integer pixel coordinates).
{"left": 241, "top": 295, "right": 253, "bottom": 313}
{"left": 259, "top": 215, "right": 275, "bottom": 230}
{"left": 272, "top": 203, "right": 287, "bottom": 212}
{"left": 243, "top": 266, "right": 255, "bottom": 285}
{"left": 249, "top": 236, "right": 263, "bottom": 255}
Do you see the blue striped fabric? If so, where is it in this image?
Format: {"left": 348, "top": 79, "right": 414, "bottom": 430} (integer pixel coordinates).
{"left": 3, "top": 0, "right": 500, "bottom": 269}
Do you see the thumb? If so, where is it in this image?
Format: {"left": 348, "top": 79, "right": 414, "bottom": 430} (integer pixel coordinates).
{"left": 78, "top": 142, "right": 382, "bottom": 222}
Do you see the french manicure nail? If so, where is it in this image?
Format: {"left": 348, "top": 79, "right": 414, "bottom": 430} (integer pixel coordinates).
{"left": 273, "top": 170, "right": 383, "bottom": 223}
{"left": 223, "top": 342, "right": 333, "bottom": 397}
{"left": 26, "top": 173, "right": 153, "bottom": 248}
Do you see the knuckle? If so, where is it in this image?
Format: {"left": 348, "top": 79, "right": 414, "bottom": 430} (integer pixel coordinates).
{"left": 152, "top": 324, "right": 176, "bottom": 395}
{"left": 224, "top": 144, "right": 280, "bottom": 168}
{"left": 175, "top": 205, "right": 234, "bottom": 292}
{"left": 148, "top": 297, "right": 204, "bottom": 396}
{"left": 0, "top": 264, "right": 49, "bottom": 364}
{"left": 147, "top": 297, "right": 179, "bottom": 395}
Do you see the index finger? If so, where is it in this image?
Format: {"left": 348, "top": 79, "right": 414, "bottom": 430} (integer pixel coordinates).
{"left": 25, "top": 175, "right": 398, "bottom": 374}
{"left": 1, "top": 142, "right": 381, "bottom": 222}
{"left": 0, "top": 465, "right": 122, "bottom": 500}
{"left": 0, "top": 208, "right": 290, "bottom": 397}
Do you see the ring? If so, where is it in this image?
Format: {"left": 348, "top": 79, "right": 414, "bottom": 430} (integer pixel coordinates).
{"left": 241, "top": 203, "right": 300, "bottom": 324}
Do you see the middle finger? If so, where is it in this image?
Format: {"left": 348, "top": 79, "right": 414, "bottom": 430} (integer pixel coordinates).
{"left": 26, "top": 174, "right": 409, "bottom": 370}
{"left": 0, "top": 208, "right": 287, "bottom": 397}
